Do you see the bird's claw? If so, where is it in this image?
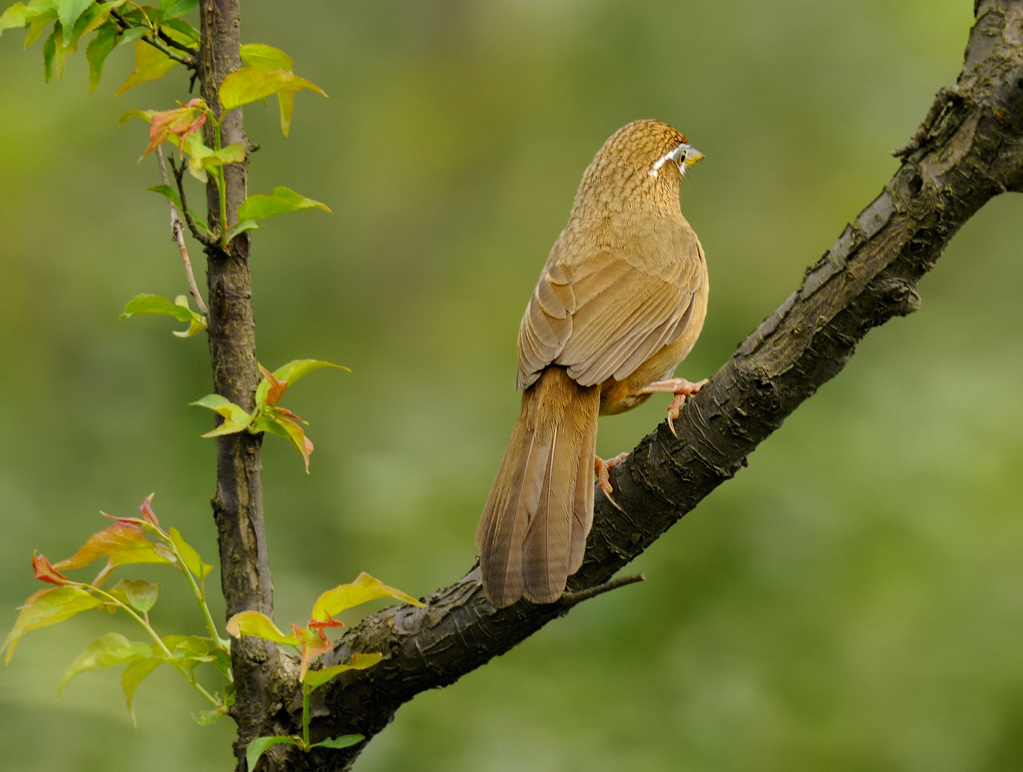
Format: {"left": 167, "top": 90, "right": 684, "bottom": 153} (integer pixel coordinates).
{"left": 595, "top": 452, "right": 629, "bottom": 510}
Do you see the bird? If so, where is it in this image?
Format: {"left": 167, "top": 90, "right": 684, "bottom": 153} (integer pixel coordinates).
{"left": 475, "top": 119, "right": 710, "bottom": 608}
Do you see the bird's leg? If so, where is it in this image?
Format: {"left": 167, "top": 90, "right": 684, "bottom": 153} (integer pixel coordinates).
{"left": 637, "top": 377, "right": 708, "bottom": 437}
{"left": 595, "top": 452, "right": 630, "bottom": 500}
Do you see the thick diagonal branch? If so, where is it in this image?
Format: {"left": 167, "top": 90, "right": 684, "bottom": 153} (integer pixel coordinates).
{"left": 271, "top": 2, "right": 1023, "bottom": 769}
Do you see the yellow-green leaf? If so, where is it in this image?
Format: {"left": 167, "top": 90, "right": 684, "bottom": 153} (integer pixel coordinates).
{"left": 168, "top": 527, "right": 212, "bottom": 580}
{"left": 116, "top": 39, "right": 176, "bottom": 95}
{"left": 311, "top": 573, "right": 424, "bottom": 622}
{"left": 239, "top": 42, "right": 292, "bottom": 72}
{"left": 302, "top": 652, "right": 382, "bottom": 688}
{"left": 189, "top": 394, "right": 254, "bottom": 437}
{"left": 226, "top": 610, "right": 298, "bottom": 647}
{"left": 2, "top": 586, "right": 102, "bottom": 663}
{"left": 246, "top": 736, "right": 301, "bottom": 771}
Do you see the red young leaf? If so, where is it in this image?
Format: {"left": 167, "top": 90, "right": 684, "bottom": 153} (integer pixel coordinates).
{"left": 138, "top": 494, "right": 161, "bottom": 527}
{"left": 257, "top": 364, "right": 288, "bottom": 407}
{"left": 54, "top": 521, "right": 174, "bottom": 585}
{"left": 143, "top": 99, "right": 207, "bottom": 158}
{"left": 32, "top": 553, "right": 73, "bottom": 586}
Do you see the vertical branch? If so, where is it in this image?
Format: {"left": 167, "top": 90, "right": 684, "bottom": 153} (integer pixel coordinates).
{"left": 197, "top": 1, "right": 285, "bottom": 767}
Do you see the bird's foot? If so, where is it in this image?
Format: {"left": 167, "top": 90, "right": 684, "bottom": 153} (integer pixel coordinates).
{"left": 638, "top": 377, "right": 708, "bottom": 437}
{"left": 595, "top": 452, "right": 629, "bottom": 505}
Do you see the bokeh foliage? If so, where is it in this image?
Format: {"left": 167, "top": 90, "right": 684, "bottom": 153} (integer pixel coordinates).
{"left": 1, "top": 1, "right": 1021, "bottom": 770}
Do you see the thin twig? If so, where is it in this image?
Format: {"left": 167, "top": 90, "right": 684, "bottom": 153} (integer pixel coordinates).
{"left": 559, "top": 574, "right": 646, "bottom": 607}
{"left": 157, "top": 147, "right": 209, "bottom": 316}
{"left": 169, "top": 155, "right": 218, "bottom": 248}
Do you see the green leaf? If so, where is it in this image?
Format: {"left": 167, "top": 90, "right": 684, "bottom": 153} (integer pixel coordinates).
{"left": 189, "top": 394, "right": 254, "bottom": 437}
{"left": 108, "top": 578, "right": 160, "bottom": 613}
{"left": 161, "top": 634, "right": 216, "bottom": 673}
{"left": 2, "top": 586, "right": 102, "bottom": 663}
{"left": 57, "top": 632, "right": 151, "bottom": 697}
{"left": 193, "top": 706, "right": 226, "bottom": 726}
{"left": 311, "top": 573, "right": 424, "bottom": 622}
{"left": 41, "top": 26, "right": 55, "bottom": 80}
{"left": 226, "top": 610, "right": 298, "bottom": 647}
{"left": 115, "top": 38, "right": 176, "bottom": 95}
{"left": 55, "top": 0, "right": 91, "bottom": 44}
{"left": 224, "top": 220, "right": 263, "bottom": 242}
{"left": 311, "top": 734, "right": 364, "bottom": 751}
{"left": 168, "top": 527, "right": 212, "bottom": 579}
{"left": 237, "top": 187, "right": 331, "bottom": 222}
{"left": 246, "top": 736, "right": 301, "bottom": 770}
{"left": 85, "top": 23, "right": 116, "bottom": 92}
{"left": 121, "top": 656, "right": 162, "bottom": 721}
{"left": 302, "top": 653, "right": 382, "bottom": 689}
{"left": 159, "top": 0, "right": 197, "bottom": 20}
{"left": 120, "top": 292, "right": 195, "bottom": 323}
{"left": 239, "top": 42, "right": 292, "bottom": 72}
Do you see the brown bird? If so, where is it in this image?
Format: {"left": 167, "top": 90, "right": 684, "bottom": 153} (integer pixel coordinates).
{"left": 475, "top": 119, "right": 710, "bottom": 608}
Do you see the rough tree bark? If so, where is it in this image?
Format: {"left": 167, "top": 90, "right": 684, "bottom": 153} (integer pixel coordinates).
{"left": 206, "top": 2, "right": 1023, "bottom": 771}
{"left": 195, "top": 2, "right": 290, "bottom": 769}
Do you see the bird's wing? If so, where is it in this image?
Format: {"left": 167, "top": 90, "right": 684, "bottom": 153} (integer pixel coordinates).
{"left": 516, "top": 245, "right": 703, "bottom": 389}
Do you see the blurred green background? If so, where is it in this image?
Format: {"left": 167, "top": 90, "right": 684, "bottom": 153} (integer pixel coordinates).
{"left": 2, "top": 1, "right": 1022, "bottom": 770}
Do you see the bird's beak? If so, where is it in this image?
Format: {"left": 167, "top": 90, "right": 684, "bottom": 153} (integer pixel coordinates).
{"left": 677, "top": 144, "right": 704, "bottom": 169}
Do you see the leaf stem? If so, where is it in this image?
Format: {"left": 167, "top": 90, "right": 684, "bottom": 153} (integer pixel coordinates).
{"left": 301, "top": 682, "right": 312, "bottom": 747}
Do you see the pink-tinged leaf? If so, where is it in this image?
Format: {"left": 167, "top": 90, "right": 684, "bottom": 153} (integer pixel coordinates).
{"left": 138, "top": 494, "right": 160, "bottom": 527}
{"left": 257, "top": 364, "right": 288, "bottom": 408}
{"left": 273, "top": 414, "right": 314, "bottom": 473}
{"left": 53, "top": 522, "right": 174, "bottom": 585}
{"left": 226, "top": 610, "right": 298, "bottom": 647}
{"left": 116, "top": 39, "right": 177, "bottom": 95}
{"left": 108, "top": 578, "right": 160, "bottom": 613}
{"left": 2, "top": 586, "right": 102, "bottom": 663}
{"left": 189, "top": 394, "right": 254, "bottom": 437}
{"left": 142, "top": 99, "right": 207, "bottom": 157}
{"left": 292, "top": 623, "right": 333, "bottom": 681}
{"left": 246, "top": 736, "right": 301, "bottom": 771}
{"left": 57, "top": 632, "right": 152, "bottom": 698}
{"left": 239, "top": 42, "right": 292, "bottom": 72}
{"left": 302, "top": 652, "right": 382, "bottom": 689}
{"left": 311, "top": 573, "right": 424, "bottom": 622}
{"left": 168, "top": 527, "right": 212, "bottom": 579}
{"left": 32, "top": 552, "right": 73, "bottom": 586}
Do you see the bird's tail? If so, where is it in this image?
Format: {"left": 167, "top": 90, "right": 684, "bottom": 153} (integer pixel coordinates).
{"left": 476, "top": 367, "right": 600, "bottom": 607}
